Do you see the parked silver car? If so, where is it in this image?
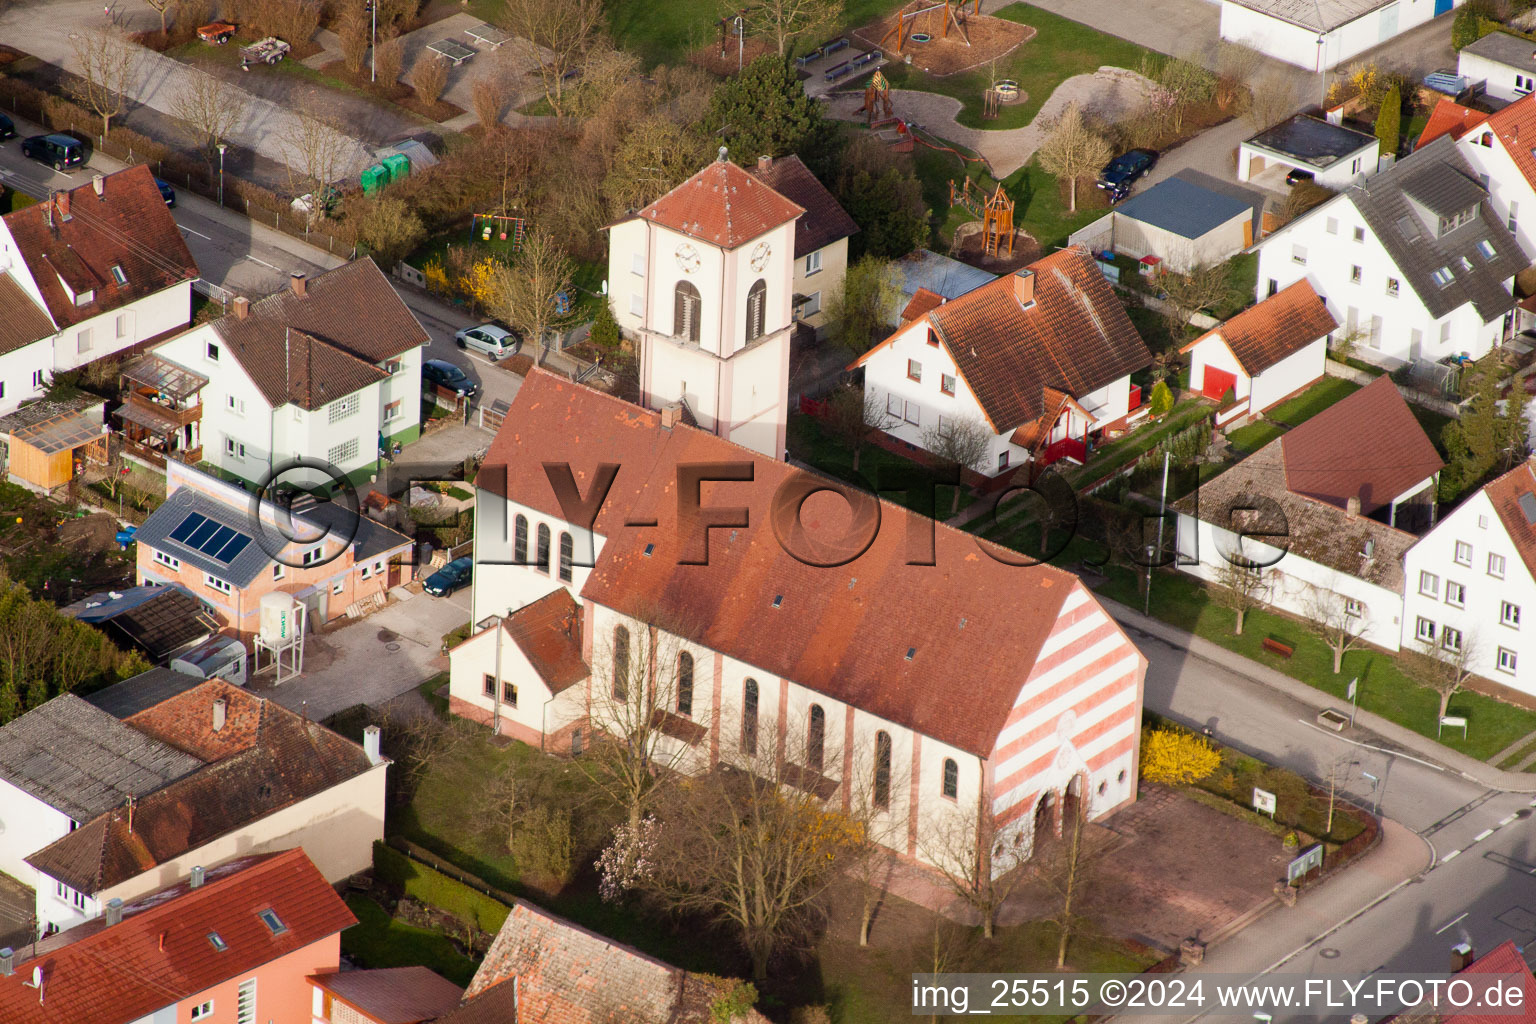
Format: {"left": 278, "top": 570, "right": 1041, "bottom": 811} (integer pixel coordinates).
{"left": 455, "top": 323, "right": 521, "bottom": 360}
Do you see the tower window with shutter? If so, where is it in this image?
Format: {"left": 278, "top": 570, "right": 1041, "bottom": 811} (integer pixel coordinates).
{"left": 746, "top": 279, "right": 766, "bottom": 341}
{"left": 675, "top": 281, "right": 701, "bottom": 342}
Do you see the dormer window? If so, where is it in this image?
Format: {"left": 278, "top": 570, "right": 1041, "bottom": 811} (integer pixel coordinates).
{"left": 1431, "top": 266, "right": 1454, "bottom": 287}
{"left": 1437, "top": 208, "right": 1475, "bottom": 236}
{"left": 109, "top": 264, "right": 127, "bottom": 287}
{"left": 1477, "top": 238, "right": 1497, "bottom": 259}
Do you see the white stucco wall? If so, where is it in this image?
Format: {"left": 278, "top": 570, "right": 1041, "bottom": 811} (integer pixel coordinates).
{"left": 0, "top": 778, "right": 73, "bottom": 884}
{"left": 1459, "top": 49, "right": 1536, "bottom": 104}
{"left": 1236, "top": 140, "right": 1376, "bottom": 189}
{"left": 1401, "top": 488, "right": 1536, "bottom": 692}
{"left": 1456, "top": 132, "right": 1536, "bottom": 261}
{"left": 1187, "top": 334, "right": 1253, "bottom": 401}
{"left": 1222, "top": 0, "right": 1456, "bottom": 69}
{"left": 448, "top": 624, "right": 587, "bottom": 741}
{"left": 473, "top": 491, "right": 599, "bottom": 625}
{"left": 1250, "top": 337, "right": 1328, "bottom": 411}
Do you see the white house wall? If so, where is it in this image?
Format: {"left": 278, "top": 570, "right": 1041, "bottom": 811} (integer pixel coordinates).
{"left": 1112, "top": 215, "right": 1249, "bottom": 272}
{"left": 0, "top": 778, "right": 72, "bottom": 884}
{"left": 1456, "top": 132, "right": 1536, "bottom": 260}
{"left": 1187, "top": 335, "right": 1253, "bottom": 401}
{"left": 722, "top": 331, "right": 792, "bottom": 458}
{"left": 1175, "top": 514, "right": 1404, "bottom": 650}
{"left": 156, "top": 324, "right": 275, "bottom": 479}
{"left": 794, "top": 237, "right": 848, "bottom": 336}
{"left": 609, "top": 219, "right": 650, "bottom": 334}
{"left": 447, "top": 624, "right": 583, "bottom": 742}
{"left": 1458, "top": 49, "right": 1534, "bottom": 104}
{"left": 53, "top": 282, "right": 191, "bottom": 372}
{"left": 1221, "top": 0, "right": 1456, "bottom": 69}
{"left": 472, "top": 491, "right": 599, "bottom": 624}
{"left": 1249, "top": 337, "right": 1328, "bottom": 411}
{"left": 1400, "top": 488, "right": 1536, "bottom": 692}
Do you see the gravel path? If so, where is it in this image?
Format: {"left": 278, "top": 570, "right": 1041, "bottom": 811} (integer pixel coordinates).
{"left": 826, "top": 66, "right": 1157, "bottom": 178}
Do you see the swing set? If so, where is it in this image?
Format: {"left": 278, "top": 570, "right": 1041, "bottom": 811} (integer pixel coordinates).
{"left": 879, "top": 0, "right": 981, "bottom": 53}
{"left": 471, "top": 213, "right": 526, "bottom": 246}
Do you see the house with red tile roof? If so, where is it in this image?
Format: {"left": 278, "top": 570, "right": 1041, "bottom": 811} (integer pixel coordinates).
{"left": 1382, "top": 940, "right": 1536, "bottom": 1023}
{"left": 746, "top": 153, "right": 858, "bottom": 340}
{"left": 1401, "top": 459, "right": 1536, "bottom": 699}
{"left": 0, "top": 164, "right": 198, "bottom": 419}
{"left": 16, "top": 678, "right": 386, "bottom": 935}
{"left": 0, "top": 847, "right": 355, "bottom": 1024}
{"left": 458, "top": 369, "right": 1147, "bottom": 876}
{"left": 1175, "top": 376, "right": 1444, "bottom": 654}
{"left": 1416, "top": 96, "right": 1490, "bottom": 149}
{"left": 849, "top": 246, "right": 1152, "bottom": 479}
{"left": 435, "top": 895, "right": 770, "bottom": 1024}
{"left": 1180, "top": 280, "right": 1337, "bottom": 414}
{"left": 151, "top": 260, "right": 429, "bottom": 487}
{"left": 605, "top": 150, "right": 806, "bottom": 459}
{"left": 1426, "top": 90, "right": 1536, "bottom": 264}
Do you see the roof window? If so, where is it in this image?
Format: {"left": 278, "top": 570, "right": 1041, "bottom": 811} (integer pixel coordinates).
{"left": 208, "top": 932, "right": 227, "bottom": 952}
{"left": 905, "top": 647, "right": 916, "bottom": 661}
{"left": 257, "top": 908, "right": 287, "bottom": 935}
{"left": 1430, "top": 266, "right": 1454, "bottom": 287}
{"left": 643, "top": 543, "right": 654, "bottom": 557}
{"left": 772, "top": 594, "right": 782, "bottom": 608}
{"left": 109, "top": 264, "right": 126, "bottom": 287}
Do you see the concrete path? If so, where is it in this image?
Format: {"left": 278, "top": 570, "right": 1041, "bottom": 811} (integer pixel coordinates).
{"left": 391, "top": 11, "right": 549, "bottom": 128}
{"left": 825, "top": 66, "right": 1157, "bottom": 177}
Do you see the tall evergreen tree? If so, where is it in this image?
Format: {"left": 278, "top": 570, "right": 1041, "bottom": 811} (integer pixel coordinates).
{"left": 705, "top": 55, "right": 831, "bottom": 164}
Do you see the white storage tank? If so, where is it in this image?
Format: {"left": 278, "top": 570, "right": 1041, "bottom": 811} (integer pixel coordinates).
{"left": 259, "top": 591, "right": 299, "bottom": 644}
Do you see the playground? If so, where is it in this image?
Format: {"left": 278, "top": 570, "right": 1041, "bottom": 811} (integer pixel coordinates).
{"left": 853, "top": 0, "right": 1033, "bottom": 77}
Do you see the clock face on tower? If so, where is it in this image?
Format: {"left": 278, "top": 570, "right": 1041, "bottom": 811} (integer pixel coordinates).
{"left": 749, "top": 241, "right": 771, "bottom": 273}
{"left": 674, "top": 243, "right": 700, "bottom": 274}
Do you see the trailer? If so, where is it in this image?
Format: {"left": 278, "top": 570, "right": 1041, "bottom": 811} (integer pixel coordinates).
{"left": 197, "top": 21, "right": 237, "bottom": 44}
{"left": 240, "top": 36, "right": 290, "bottom": 68}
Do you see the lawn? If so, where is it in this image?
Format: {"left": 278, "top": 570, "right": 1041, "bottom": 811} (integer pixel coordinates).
{"left": 1226, "top": 419, "right": 1283, "bottom": 455}
{"left": 342, "top": 896, "right": 479, "bottom": 987}
{"left": 1062, "top": 399, "right": 1209, "bottom": 489}
{"left": 605, "top": 0, "right": 903, "bottom": 67}
{"left": 878, "top": 3, "right": 1155, "bottom": 130}
{"left": 787, "top": 412, "right": 976, "bottom": 516}
{"left": 1263, "top": 377, "right": 1360, "bottom": 427}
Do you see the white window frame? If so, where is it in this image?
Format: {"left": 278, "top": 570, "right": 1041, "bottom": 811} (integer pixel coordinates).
{"left": 109, "top": 264, "right": 127, "bottom": 287}
{"left": 1325, "top": 216, "right": 1338, "bottom": 234}
{"left": 798, "top": 291, "right": 822, "bottom": 317}
{"left": 1490, "top": 552, "right": 1506, "bottom": 579}
{"left": 76, "top": 328, "right": 91, "bottom": 354}
{"left": 1499, "top": 647, "right": 1518, "bottom": 674}
{"left": 1291, "top": 244, "right": 1308, "bottom": 265}
{"left": 1350, "top": 265, "right": 1362, "bottom": 283}
{"left": 1353, "top": 226, "right": 1366, "bottom": 242}
{"left": 1418, "top": 570, "right": 1439, "bottom": 598}
{"left": 1386, "top": 277, "right": 1399, "bottom": 297}
{"left": 1442, "top": 626, "right": 1463, "bottom": 652}
{"left": 272, "top": 564, "right": 285, "bottom": 581}
{"left": 903, "top": 400, "right": 920, "bottom": 426}
{"left": 631, "top": 251, "right": 645, "bottom": 276}
{"left": 224, "top": 438, "right": 246, "bottom": 459}
{"left": 1344, "top": 597, "right": 1364, "bottom": 617}
{"left": 1445, "top": 580, "right": 1465, "bottom": 608}
{"left": 629, "top": 294, "right": 645, "bottom": 316}
{"left": 331, "top": 578, "right": 344, "bottom": 596}
{"left": 116, "top": 312, "right": 129, "bottom": 339}
{"left": 203, "top": 573, "right": 232, "bottom": 595}
{"left": 1454, "top": 540, "right": 1473, "bottom": 566}
{"left": 153, "top": 550, "right": 180, "bottom": 572}
{"left": 886, "top": 393, "right": 902, "bottom": 417}
{"left": 301, "top": 547, "right": 324, "bottom": 567}
{"left": 806, "top": 249, "right": 823, "bottom": 275}
{"left": 1503, "top": 601, "right": 1521, "bottom": 629}
{"left": 191, "top": 1001, "right": 214, "bottom": 1021}
{"left": 236, "top": 978, "right": 257, "bottom": 1024}
{"left": 206, "top": 341, "right": 220, "bottom": 362}
{"left": 1416, "top": 617, "right": 1437, "bottom": 643}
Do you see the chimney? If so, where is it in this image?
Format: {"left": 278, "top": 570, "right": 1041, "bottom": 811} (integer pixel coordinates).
{"left": 289, "top": 272, "right": 307, "bottom": 298}
{"left": 1350, "top": 1016, "right": 1368, "bottom": 1024}
{"left": 1451, "top": 942, "right": 1474, "bottom": 972}
{"left": 717, "top": 145, "right": 728, "bottom": 163}
{"left": 1013, "top": 268, "right": 1035, "bottom": 307}
{"left": 363, "top": 724, "right": 383, "bottom": 766}
{"left": 190, "top": 865, "right": 205, "bottom": 889}
{"left": 659, "top": 403, "right": 680, "bottom": 429}
{"left": 1346, "top": 496, "right": 1361, "bottom": 519}
{"left": 105, "top": 898, "right": 123, "bottom": 926}
{"left": 757, "top": 155, "right": 772, "bottom": 171}
{"left": 0, "top": 949, "right": 12, "bottom": 977}
{"left": 55, "top": 190, "right": 71, "bottom": 222}
{"left": 212, "top": 696, "right": 226, "bottom": 732}
{"left": 91, "top": 174, "right": 105, "bottom": 197}
{"left": 232, "top": 295, "right": 250, "bottom": 320}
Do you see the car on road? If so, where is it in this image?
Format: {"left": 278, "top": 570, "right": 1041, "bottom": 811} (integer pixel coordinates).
{"left": 422, "top": 556, "right": 473, "bottom": 597}
{"left": 422, "top": 358, "right": 480, "bottom": 399}
{"left": 1285, "top": 167, "right": 1316, "bottom": 186}
{"left": 1096, "top": 148, "right": 1156, "bottom": 201}
{"left": 0, "top": 114, "right": 14, "bottom": 141}
{"left": 20, "top": 133, "right": 85, "bottom": 171}
{"left": 154, "top": 177, "right": 176, "bottom": 207}
{"left": 455, "top": 323, "right": 521, "bottom": 360}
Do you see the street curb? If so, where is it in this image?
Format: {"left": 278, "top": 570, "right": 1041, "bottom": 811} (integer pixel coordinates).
{"left": 1101, "top": 596, "right": 1536, "bottom": 793}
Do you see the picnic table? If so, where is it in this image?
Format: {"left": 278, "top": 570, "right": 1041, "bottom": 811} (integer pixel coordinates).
{"left": 464, "top": 22, "right": 510, "bottom": 48}
{"left": 427, "top": 38, "right": 476, "bottom": 66}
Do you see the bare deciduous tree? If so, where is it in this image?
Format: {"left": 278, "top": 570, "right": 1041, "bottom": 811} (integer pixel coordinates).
{"left": 737, "top": 0, "right": 844, "bottom": 57}
{"left": 143, "top": 0, "right": 174, "bottom": 35}
{"left": 339, "top": 6, "right": 370, "bottom": 73}
{"left": 501, "top": 0, "right": 604, "bottom": 116}
{"left": 276, "top": 104, "right": 353, "bottom": 215}
{"left": 1405, "top": 633, "right": 1480, "bottom": 723}
{"left": 70, "top": 28, "right": 140, "bottom": 137}
{"left": 1210, "top": 559, "right": 1271, "bottom": 635}
{"left": 1303, "top": 585, "right": 1371, "bottom": 674}
{"left": 374, "top": 37, "right": 405, "bottom": 85}
{"left": 409, "top": 54, "right": 448, "bottom": 106}
{"left": 169, "top": 70, "right": 248, "bottom": 161}
{"left": 471, "top": 76, "right": 509, "bottom": 131}
{"left": 820, "top": 382, "right": 895, "bottom": 474}
{"left": 489, "top": 228, "right": 577, "bottom": 366}
{"left": 1030, "top": 797, "right": 1095, "bottom": 968}
{"left": 356, "top": 197, "right": 426, "bottom": 268}
{"left": 919, "top": 804, "right": 1029, "bottom": 939}
{"left": 1245, "top": 70, "right": 1300, "bottom": 132}
{"left": 1159, "top": 258, "right": 1236, "bottom": 336}
{"left": 603, "top": 115, "right": 712, "bottom": 214}
{"left": 1035, "top": 102, "right": 1113, "bottom": 213}
{"left": 921, "top": 415, "right": 991, "bottom": 514}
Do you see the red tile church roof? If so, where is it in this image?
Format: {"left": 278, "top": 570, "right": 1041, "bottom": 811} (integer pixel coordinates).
{"left": 638, "top": 154, "right": 804, "bottom": 250}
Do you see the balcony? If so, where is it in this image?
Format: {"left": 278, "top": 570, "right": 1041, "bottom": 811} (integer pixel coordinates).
{"left": 122, "top": 391, "right": 201, "bottom": 428}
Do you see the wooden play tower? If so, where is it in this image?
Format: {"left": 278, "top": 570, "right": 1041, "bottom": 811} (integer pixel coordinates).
{"left": 948, "top": 178, "right": 1015, "bottom": 258}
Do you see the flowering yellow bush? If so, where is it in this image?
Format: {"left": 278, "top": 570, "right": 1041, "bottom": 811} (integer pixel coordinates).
{"left": 421, "top": 257, "right": 449, "bottom": 296}
{"left": 1140, "top": 728, "right": 1221, "bottom": 786}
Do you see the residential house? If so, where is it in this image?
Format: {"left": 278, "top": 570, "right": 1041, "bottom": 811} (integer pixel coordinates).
{"left": 1254, "top": 134, "right": 1527, "bottom": 366}
{"left": 745, "top": 153, "right": 859, "bottom": 338}
{"left": 1237, "top": 113, "right": 1380, "bottom": 190}
{"left": 0, "top": 165, "right": 198, "bottom": 418}
{"left": 850, "top": 246, "right": 1153, "bottom": 479}
{"left": 1175, "top": 376, "right": 1445, "bottom": 651}
{"left": 1382, "top": 941, "right": 1536, "bottom": 1023}
{"left": 1415, "top": 98, "right": 1489, "bottom": 151}
{"left": 135, "top": 459, "right": 412, "bottom": 636}
{"left": 1422, "top": 92, "right": 1536, "bottom": 263}
{"left": 308, "top": 967, "right": 464, "bottom": 1024}
{"left": 1181, "top": 279, "right": 1337, "bottom": 414}
{"left": 1219, "top": 0, "right": 1465, "bottom": 71}
{"left": 24, "top": 678, "right": 387, "bottom": 933}
{"left": 152, "top": 260, "right": 428, "bottom": 487}
{"left": 434, "top": 896, "right": 772, "bottom": 1024}
{"left": 0, "top": 695, "right": 201, "bottom": 889}
{"left": 606, "top": 150, "right": 806, "bottom": 459}
{"left": 1400, "top": 460, "right": 1536, "bottom": 698}
{"left": 892, "top": 248, "right": 997, "bottom": 310}
{"left": 0, "top": 848, "right": 356, "bottom": 1024}
{"left": 1069, "top": 170, "right": 1262, "bottom": 270}
{"left": 1458, "top": 30, "right": 1536, "bottom": 104}
{"left": 461, "top": 370, "right": 1149, "bottom": 875}
{"left": 112, "top": 352, "right": 208, "bottom": 471}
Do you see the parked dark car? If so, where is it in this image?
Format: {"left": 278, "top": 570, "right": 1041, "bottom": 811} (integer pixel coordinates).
{"left": 422, "top": 358, "right": 480, "bottom": 399}
{"left": 423, "top": 556, "right": 473, "bottom": 597}
{"left": 20, "top": 133, "right": 85, "bottom": 170}
{"left": 0, "top": 114, "right": 14, "bottom": 141}
{"left": 1285, "top": 167, "right": 1316, "bottom": 186}
{"left": 154, "top": 177, "right": 176, "bottom": 207}
{"left": 1096, "top": 149, "right": 1156, "bottom": 200}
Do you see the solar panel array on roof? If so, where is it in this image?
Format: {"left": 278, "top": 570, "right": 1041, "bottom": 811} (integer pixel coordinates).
{"left": 167, "top": 512, "right": 253, "bottom": 564}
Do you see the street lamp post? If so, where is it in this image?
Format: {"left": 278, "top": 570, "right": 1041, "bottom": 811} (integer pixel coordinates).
{"left": 217, "top": 143, "right": 227, "bottom": 206}
{"left": 735, "top": 14, "right": 744, "bottom": 72}
{"left": 368, "top": 0, "right": 377, "bottom": 83}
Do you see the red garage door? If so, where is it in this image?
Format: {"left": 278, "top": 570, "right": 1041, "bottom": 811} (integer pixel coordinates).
{"left": 1202, "top": 366, "right": 1237, "bottom": 402}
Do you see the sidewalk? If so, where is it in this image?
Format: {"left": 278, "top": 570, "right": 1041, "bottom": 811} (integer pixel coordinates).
{"left": 1103, "top": 596, "right": 1536, "bottom": 793}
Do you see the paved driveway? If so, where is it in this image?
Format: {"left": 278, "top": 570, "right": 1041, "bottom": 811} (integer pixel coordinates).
{"left": 250, "top": 586, "right": 472, "bottom": 721}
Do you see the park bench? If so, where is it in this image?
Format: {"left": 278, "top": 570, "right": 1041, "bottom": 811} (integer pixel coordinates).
{"left": 1261, "top": 637, "right": 1294, "bottom": 659}
{"left": 821, "top": 36, "right": 849, "bottom": 56}
{"left": 796, "top": 49, "right": 822, "bottom": 68}
{"left": 851, "top": 50, "right": 880, "bottom": 69}
{"left": 824, "top": 61, "right": 852, "bottom": 82}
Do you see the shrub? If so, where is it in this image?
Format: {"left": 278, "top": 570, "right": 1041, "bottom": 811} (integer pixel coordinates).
{"left": 1148, "top": 379, "right": 1174, "bottom": 416}
{"left": 1140, "top": 727, "right": 1221, "bottom": 786}
{"left": 411, "top": 55, "right": 448, "bottom": 107}
{"left": 374, "top": 37, "right": 404, "bottom": 85}
{"left": 509, "top": 804, "right": 575, "bottom": 887}
{"left": 589, "top": 298, "right": 621, "bottom": 353}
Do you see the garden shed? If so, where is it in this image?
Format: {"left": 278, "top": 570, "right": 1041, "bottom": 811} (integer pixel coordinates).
{"left": 0, "top": 398, "right": 107, "bottom": 493}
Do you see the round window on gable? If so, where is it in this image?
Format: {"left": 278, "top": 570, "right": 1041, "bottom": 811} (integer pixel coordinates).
{"left": 1117, "top": 769, "right": 1127, "bottom": 784}
{"left": 1097, "top": 781, "right": 1108, "bottom": 796}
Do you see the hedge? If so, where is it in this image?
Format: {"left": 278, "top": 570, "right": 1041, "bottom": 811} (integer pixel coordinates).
{"left": 372, "top": 840, "right": 511, "bottom": 935}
